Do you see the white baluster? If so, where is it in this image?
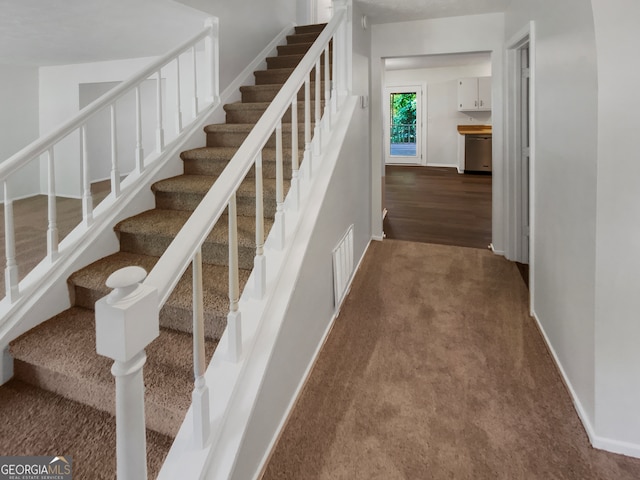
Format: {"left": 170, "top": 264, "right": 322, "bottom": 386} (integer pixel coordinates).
{"left": 290, "top": 98, "right": 300, "bottom": 210}
{"left": 192, "top": 46, "right": 199, "bottom": 117}
{"left": 175, "top": 56, "right": 183, "bottom": 134}
{"left": 81, "top": 125, "right": 93, "bottom": 225}
{"left": 135, "top": 86, "right": 144, "bottom": 174}
{"left": 254, "top": 152, "right": 266, "bottom": 299}
{"left": 274, "top": 122, "right": 286, "bottom": 250}
{"left": 156, "top": 70, "right": 165, "bottom": 152}
{"left": 110, "top": 104, "right": 121, "bottom": 197}
{"left": 95, "top": 266, "right": 159, "bottom": 480}
{"left": 304, "top": 76, "right": 313, "bottom": 178}
{"left": 205, "top": 17, "right": 220, "bottom": 104}
{"left": 324, "top": 45, "right": 332, "bottom": 130}
{"left": 227, "top": 194, "right": 242, "bottom": 362}
{"left": 46, "top": 148, "right": 59, "bottom": 262}
{"left": 331, "top": 31, "right": 338, "bottom": 114}
{"left": 314, "top": 59, "right": 322, "bottom": 156}
{"left": 3, "top": 181, "right": 18, "bottom": 302}
{"left": 192, "top": 249, "right": 210, "bottom": 448}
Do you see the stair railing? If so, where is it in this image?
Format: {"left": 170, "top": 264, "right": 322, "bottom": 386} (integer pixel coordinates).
{"left": 96, "top": 2, "right": 351, "bottom": 478}
{"left": 0, "top": 17, "right": 220, "bottom": 307}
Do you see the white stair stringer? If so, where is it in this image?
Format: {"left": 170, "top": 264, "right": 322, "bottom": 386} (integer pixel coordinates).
{"left": 157, "top": 97, "right": 359, "bottom": 480}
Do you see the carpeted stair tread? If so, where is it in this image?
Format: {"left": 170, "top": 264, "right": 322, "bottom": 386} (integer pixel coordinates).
{"left": 239, "top": 82, "right": 326, "bottom": 103}
{"left": 254, "top": 67, "right": 330, "bottom": 86}
{"left": 9, "top": 306, "right": 216, "bottom": 437}
{"left": 152, "top": 174, "right": 286, "bottom": 215}
{"left": 286, "top": 32, "right": 321, "bottom": 44}
{"left": 294, "top": 23, "right": 327, "bottom": 34}
{"left": 180, "top": 146, "right": 297, "bottom": 178}
{"left": 266, "top": 53, "right": 305, "bottom": 69}
{"left": 152, "top": 174, "right": 281, "bottom": 198}
{"left": 115, "top": 208, "right": 269, "bottom": 246}
{"left": 205, "top": 122, "right": 310, "bottom": 149}
{"left": 277, "top": 42, "right": 314, "bottom": 56}
{"left": 224, "top": 101, "right": 326, "bottom": 124}
{"left": 115, "top": 209, "right": 270, "bottom": 269}
{"left": 204, "top": 122, "right": 311, "bottom": 134}
{"left": 0, "top": 379, "right": 171, "bottom": 479}
{"left": 69, "top": 251, "right": 250, "bottom": 338}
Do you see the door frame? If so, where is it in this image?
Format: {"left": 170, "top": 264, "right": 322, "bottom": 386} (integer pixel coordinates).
{"left": 506, "top": 21, "right": 536, "bottom": 312}
{"left": 383, "top": 84, "right": 425, "bottom": 166}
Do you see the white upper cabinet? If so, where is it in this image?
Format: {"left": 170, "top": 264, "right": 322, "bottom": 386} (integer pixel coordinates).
{"left": 457, "top": 76, "right": 492, "bottom": 111}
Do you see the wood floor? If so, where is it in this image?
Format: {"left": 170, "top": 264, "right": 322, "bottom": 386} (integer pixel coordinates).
{"left": 383, "top": 165, "right": 492, "bottom": 249}
{"left": 0, "top": 182, "right": 110, "bottom": 299}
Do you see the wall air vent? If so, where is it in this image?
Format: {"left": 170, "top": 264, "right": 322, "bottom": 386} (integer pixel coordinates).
{"left": 332, "top": 224, "right": 354, "bottom": 309}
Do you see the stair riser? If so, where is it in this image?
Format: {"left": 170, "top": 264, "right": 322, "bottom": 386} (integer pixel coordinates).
{"left": 73, "top": 285, "right": 227, "bottom": 340}
{"left": 155, "top": 191, "right": 278, "bottom": 218}
{"left": 287, "top": 33, "right": 321, "bottom": 44}
{"left": 240, "top": 84, "right": 327, "bottom": 103}
{"left": 207, "top": 129, "right": 307, "bottom": 148}
{"left": 266, "top": 52, "right": 331, "bottom": 69}
{"left": 183, "top": 157, "right": 295, "bottom": 178}
{"left": 255, "top": 67, "right": 330, "bottom": 85}
{"left": 119, "top": 232, "right": 256, "bottom": 270}
{"left": 13, "top": 360, "right": 182, "bottom": 437}
{"left": 225, "top": 103, "right": 325, "bottom": 124}
{"left": 277, "top": 43, "right": 312, "bottom": 56}
{"left": 294, "top": 24, "right": 326, "bottom": 35}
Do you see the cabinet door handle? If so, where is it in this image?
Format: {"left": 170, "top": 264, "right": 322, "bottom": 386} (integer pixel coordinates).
{"left": 475, "top": 100, "right": 478, "bottom": 107}
{"left": 480, "top": 100, "right": 483, "bottom": 107}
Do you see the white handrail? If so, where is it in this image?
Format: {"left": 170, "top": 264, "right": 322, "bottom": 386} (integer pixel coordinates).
{"left": 144, "top": 10, "right": 346, "bottom": 304}
{"left": 0, "top": 17, "right": 219, "bottom": 306}
{"left": 0, "top": 28, "right": 212, "bottom": 181}
{"left": 97, "top": 6, "right": 351, "bottom": 477}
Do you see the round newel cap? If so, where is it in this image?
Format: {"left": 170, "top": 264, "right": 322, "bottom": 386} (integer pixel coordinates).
{"left": 106, "top": 266, "right": 147, "bottom": 289}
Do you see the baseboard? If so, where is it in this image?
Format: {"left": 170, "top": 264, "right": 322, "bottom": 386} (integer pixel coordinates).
{"left": 489, "top": 243, "right": 505, "bottom": 256}
{"left": 530, "top": 309, "right": 640, "bottom": 459}
{"left": 426, "top": 163, "right": 457, "bottom": 169}
{"left": 255, "top": 237, "right": 372, "bottom": 480}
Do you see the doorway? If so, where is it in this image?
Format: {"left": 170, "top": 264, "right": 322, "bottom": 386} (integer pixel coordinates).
{"left": 384, "top": 86, "right": 423, "bottom": 165}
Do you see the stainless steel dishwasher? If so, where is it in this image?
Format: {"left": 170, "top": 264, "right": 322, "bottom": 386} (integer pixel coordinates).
{"left": 465, "top": 134, "right": 492, "bottom": 172}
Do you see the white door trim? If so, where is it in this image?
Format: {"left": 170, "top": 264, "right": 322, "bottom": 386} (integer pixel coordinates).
{"left": 506, "top": 21, "right": 536, "bottom": 314}
{"left": 383, "top": 84, "right": 424, "bottom": 165}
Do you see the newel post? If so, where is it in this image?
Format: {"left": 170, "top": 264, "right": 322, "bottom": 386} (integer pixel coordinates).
{"left": 205, "top": 17, "right": 220, "bottom": 105}
{"left": 95, "top": 266, "right": 159, "bottom": 480}
{"left": 332, "top": 0, "right": 353, "bottom": 102}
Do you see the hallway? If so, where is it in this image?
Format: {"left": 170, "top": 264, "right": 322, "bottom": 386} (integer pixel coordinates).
{"left": 383, "top": 166, "right": 492, "bottom": 249}
{"left": 263, "top": 240, "right": 640, "bottom": 479}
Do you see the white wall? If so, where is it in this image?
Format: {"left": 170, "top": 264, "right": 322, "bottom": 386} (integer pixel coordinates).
{"left": 370, "top": 13, "right": 505, "bottom": 249}
{"left": 504, "top": 0, "right": 599, "bottom": 440}
{"left": 39, "top": 57, "right": 159, "bottom": 197}
{"left": 232, "top": 103, "right": 371, "bottom": 480}
{"left": 0, "top": 65, "right": 41, "bottom": 199}
{"left": 39, "top": 54, "right": 207, "bottom": 197}
{"left": 175, "top": 0, "right": 298, "bottom": 92}
{"left": 386, "top": 63, "right": 492, "bottom": 167}
{"left": 592, "top": 0, "right": 640, "bottom": 454}
{"left": 79, "top": 80, "right": 159, "bottom": 183}
{"left": 231, "top": 7, "right": 371, "bottom": 476}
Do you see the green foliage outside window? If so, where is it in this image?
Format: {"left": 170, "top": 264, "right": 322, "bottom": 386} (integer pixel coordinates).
{"left": 390, "top": 92, "right": 416, "bottom": 143}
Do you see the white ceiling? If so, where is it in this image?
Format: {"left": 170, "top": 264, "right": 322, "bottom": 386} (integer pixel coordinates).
{"left": 0, "top": 0, "right": 512, "bottom": 67}
{"left": 0, "top": 0, "right": 208, "bottom": 66}
{"left": 356, "top": 0, "right": 512, "bottom": 24}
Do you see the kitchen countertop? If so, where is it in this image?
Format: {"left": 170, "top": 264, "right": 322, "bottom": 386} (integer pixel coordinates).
{"left": 457, "top": 125, "right": 492, "bottom": 135}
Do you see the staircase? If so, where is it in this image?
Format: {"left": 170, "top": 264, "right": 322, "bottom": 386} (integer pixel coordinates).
{"left": 1, "top": 23, "right": 327, "bottom": 479}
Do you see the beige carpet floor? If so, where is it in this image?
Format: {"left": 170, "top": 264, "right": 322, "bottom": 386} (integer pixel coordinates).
{"left": 0, "top": 380, "right": 172, "bottom": 479}
{"left": 263, "top": 240, "right": 640, "bottom": 480}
